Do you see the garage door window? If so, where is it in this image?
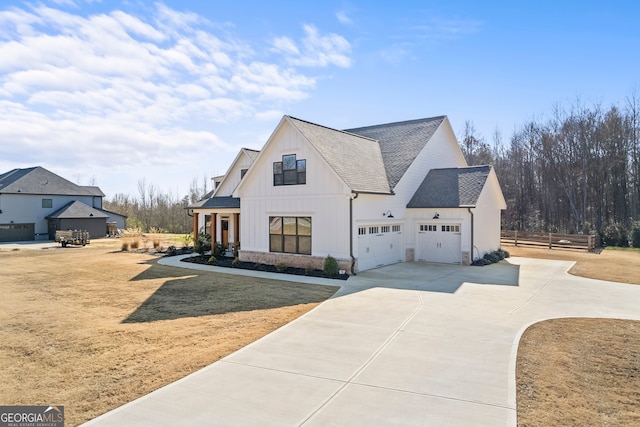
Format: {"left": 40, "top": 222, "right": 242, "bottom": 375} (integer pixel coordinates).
{"left": 269, "top": 216, "right": 311, "bottom": 255}
{"left": 441, "top": 225, "right": 460, "bottom": 232}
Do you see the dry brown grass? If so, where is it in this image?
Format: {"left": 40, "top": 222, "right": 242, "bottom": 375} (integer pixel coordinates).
{"left": 0, "top": 240, "right": 338, "bottom": 426}
{"left": 508, "top": 245, "right": 640, "bottom": 426}
{"left": 517, "top": 318, "right": 640, "bottom": 426}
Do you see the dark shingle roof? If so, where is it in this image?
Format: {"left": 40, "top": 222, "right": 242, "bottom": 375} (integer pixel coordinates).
{"left": 407, "top": 166, "right": 491, "bottom": 208}
{"left": 191, "top": 196, "right": 240, "bottom": 209}
{"left": 345, "top": 116, "right": 446, "bottom": 189}
{"left": 288, "top": 117, "right": 392, "bottom": 194}
{"left": 46, "top": 201, "right": 109, "bottom": 219}
{"left": 0, "top": 167, "right": 103, "bottom": 196}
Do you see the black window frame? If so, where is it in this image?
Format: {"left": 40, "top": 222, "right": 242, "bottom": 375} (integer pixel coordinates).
{"left": 269, "top": 216, "right": 311, "bottom": 255}
{"left": 273, "top": 154, "right": 306, "bottom": 186}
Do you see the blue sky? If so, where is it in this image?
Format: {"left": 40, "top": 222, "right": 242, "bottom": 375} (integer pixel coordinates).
{"left": 1, "top": 1, "right": 639, "bottom": 198}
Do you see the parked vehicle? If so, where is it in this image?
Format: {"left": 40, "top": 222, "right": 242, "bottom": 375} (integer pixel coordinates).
{"left": 55, "top": 230, "right": 90, "bottom": 247}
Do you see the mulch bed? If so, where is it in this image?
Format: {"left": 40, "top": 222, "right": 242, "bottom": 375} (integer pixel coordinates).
{"left": 179, "top": 255, "right": 349, "bottom": 280}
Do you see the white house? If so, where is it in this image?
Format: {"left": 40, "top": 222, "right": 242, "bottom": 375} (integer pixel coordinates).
{"left": 189, "top": 115, "right": 506, "bottom": 274}
{"left": 0, "top": 166, "right": 125, "bottom": 242}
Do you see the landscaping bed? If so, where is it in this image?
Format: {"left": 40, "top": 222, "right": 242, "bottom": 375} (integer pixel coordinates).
{"left": 180, "top": 255, "right": 350, "bottom": 280}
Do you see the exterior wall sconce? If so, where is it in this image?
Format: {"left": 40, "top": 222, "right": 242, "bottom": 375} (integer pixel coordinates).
{"left": 383, "top": 210, "right": 394, "bottom": 218}
{"left": 433, "top": 212, "right": 440, "bottom": 219}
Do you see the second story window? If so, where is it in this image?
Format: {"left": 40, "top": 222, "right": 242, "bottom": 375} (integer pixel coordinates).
{"left": 274, "top": 154, "right": 306, "bottom": 186}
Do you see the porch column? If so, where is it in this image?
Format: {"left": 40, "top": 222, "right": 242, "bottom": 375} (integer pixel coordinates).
{"left": 212, "top": 213, "right": 217, "bottom": 243}
{"left": 234, "top": 213, "right": 240, "bottom": 244}
{"left": 192, "top": 212, "right": 199, "bottom": 241}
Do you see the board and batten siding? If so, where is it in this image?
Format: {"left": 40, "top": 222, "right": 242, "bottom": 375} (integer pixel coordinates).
{"left": 470, "top": 174, "right": 504, "bottom": 256}
{"left": 215, "top": 151, "right": 255, "bottom": 197}
{"left": 236, "top": 120, "right": 352, "bottom": 259}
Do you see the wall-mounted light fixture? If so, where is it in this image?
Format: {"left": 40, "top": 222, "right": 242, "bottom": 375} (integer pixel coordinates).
{"left": 383, "top": 210, "right": 394, "bottom": 218}
{"left": 433, "top": 212, "right": 440, "bottom": 219}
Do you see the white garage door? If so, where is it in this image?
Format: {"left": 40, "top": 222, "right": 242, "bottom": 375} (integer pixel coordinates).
{"left": 416, "top": 223, "right": 461, "bottom": 264}
{"left": 357, "top": 224, "right": 403, "bottom": 271}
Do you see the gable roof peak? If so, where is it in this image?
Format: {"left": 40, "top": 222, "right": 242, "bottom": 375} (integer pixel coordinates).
{"left": 346, "top": 116, "right": 447, "bottom": 189}
{"left": 285, "top": 116, "right": 391, "bottom": 194}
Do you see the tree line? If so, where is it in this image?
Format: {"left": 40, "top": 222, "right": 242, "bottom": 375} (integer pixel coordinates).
{"left": 461, "top": 93, "right": 640, "bottom": 246}
{"left": 103, "top": 177, "right": 210, "bottom": 234}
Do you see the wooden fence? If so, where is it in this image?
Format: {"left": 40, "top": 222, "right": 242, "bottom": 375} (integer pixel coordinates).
{"left": 501, "top": 230, "right": 601, "bottom": 252}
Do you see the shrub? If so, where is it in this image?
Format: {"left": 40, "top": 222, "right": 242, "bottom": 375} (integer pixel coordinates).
{"left": 130, "top": 238, "right": 140, "bottom": 249}
{"left": 121, "top": 241, "right": 130, "bottom": 251}
{"left": 232, "top": 257, "right": 240, "bottom": 266}
{"left": 152, "top": 238, "right": 160, "bottom": 249}
{"left": 275, "top": 262, "right": 287, "bottom": 272}
{"left": 323, "top": 255, "right": 339, "bottom": 276}
{"left": 472, "top": 258, "right": 490, "bottom": 266}
{"left": 208, "top": 256, "right": 216, "bottom": 264}
{"left": 213, "top": 242, "right": 226, "bottom": 258}
{"left": 602, "top": 223, "right": 629, "bottom": 247}
{"left": 233, "top": 241, "right": 240, "bottom": 258}
{"left": 194, "top": 232, "right": 211, "bottom": 256}
{"left": 632, "top": 222, "right": 640, "bottom": 248}
{"left": 483, "top": 252, "right": 500, "bottom": 264}
{"left": 181, "top": 233, "right": 193, "bottom": 248}
{"left": 167, "top": 245, "right": 177, "bottom": 256}
{"left": 619, "top": 226, "right": 629, "bottom": 247}
{"left": 499, "top": 249, "right": 510, "bottom": 259}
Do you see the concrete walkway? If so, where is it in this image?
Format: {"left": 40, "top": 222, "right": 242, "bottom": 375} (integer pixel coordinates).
{"left": 83, "top": 256, "right": 640, "bottom": 426}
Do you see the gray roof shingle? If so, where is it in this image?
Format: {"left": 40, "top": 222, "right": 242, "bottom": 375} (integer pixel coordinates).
{"left": 46, "top": 201, "right": 109, "bottom": 219}
{"left": 288, "top": 117, "right": 392, "bottom": 194}
{"left": 407, "top": 166, "right": 491, "bottom": 208}
{"left": 345, "top": 116, "right": 446, "bottom": 189}
{"left": 0, "top": 166, "right": 103, "bottom": 196}
{"left": 200, "top": 196, "right": 240, "bottom": 209}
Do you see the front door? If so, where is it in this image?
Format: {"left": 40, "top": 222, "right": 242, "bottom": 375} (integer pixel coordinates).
{"left": 221, "top": 219, "right": 229, "bottom": 248}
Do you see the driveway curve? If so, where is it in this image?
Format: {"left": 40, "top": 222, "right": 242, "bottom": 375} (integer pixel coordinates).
{"left": 83, "top": 256, "right": 640, "bottom": 426}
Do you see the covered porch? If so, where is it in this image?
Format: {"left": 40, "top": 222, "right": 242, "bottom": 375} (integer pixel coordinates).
{"left": 190, "top": 196, "right": 241, "bottom": 253}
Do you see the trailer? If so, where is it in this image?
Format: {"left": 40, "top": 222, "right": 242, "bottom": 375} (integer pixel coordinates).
{"left": 55, "top": 230, "right": 90, "bottom": 247}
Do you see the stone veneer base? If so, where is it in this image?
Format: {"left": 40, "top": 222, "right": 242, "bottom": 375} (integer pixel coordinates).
{"left": 239, "top": 250, "right": 355, "bottom": 275}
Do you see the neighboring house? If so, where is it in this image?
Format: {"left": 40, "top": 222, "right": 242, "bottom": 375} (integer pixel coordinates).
{"left": 0, "top": 166, "right": 125, "bottom": 242}
{"left": 190, "top": 115, "right": 506, "bottom": 273}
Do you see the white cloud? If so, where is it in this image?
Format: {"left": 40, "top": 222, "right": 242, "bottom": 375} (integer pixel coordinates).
{"left": 272, "top": 36, "right": 299, "bottom": 55}
{"left": 0, "top": 3, "right": 353, "bottom": 195}
{"left": 272, "top": 24, "right": 352, "bottom": 68}
{"left": 336, "top": 11, "right": 352, "bottom": 25}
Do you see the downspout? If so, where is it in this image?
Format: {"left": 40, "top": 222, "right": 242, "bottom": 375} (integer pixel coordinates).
{"left": 468, "top": 207, "right": 475, "bottom": 262}
{"left": 350, "top": 192, "right": 359, "bottom": 275}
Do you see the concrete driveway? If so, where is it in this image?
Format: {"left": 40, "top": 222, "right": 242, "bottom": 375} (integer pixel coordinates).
{"left": 83, "top": 257, "right": 640, "bottom": 426}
